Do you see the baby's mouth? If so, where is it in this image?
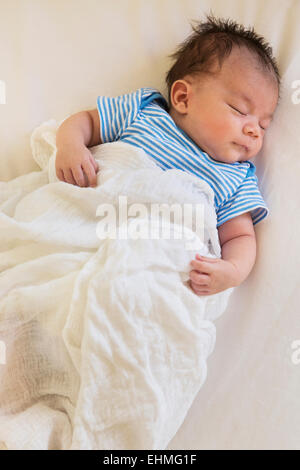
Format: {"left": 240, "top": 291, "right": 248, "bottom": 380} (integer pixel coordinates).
{"left": 233, "top": 142, "right": 249, "bottom": 152}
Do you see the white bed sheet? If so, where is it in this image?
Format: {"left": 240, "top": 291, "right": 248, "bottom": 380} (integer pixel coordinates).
{"left": 1, "top": 0, "right": 300, "bottom": 449}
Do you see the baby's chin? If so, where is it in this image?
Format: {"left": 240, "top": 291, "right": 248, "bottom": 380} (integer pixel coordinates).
{"left": 209, "top": 152, "right": 241, "bottom": 164}
{"left": 213, "top": 146, "right": 255, "bottom": 164}
{"left": 202, "top": 143, "right": 253, "bottom": 164}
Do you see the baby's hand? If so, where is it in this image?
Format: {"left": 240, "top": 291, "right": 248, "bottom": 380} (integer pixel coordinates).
{"left": 55, "top": 142, "right": 99, "bottom": 187}
{"left": 189, "top": 254, "right": 239, "bottom": 296}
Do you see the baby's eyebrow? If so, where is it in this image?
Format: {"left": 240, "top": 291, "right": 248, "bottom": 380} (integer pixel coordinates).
{"left": 238, "top": 92, "right": 274, "bottom": 119}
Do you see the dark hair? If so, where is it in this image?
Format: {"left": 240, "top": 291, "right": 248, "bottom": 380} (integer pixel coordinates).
{"left": 165, "top": 13, "right": 281, "bottom": 104}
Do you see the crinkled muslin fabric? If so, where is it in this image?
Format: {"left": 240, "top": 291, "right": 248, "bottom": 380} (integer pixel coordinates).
{"left": 0, "top": 122, "right": 232, "bottom": 449}
{"left": 1, "top": 0, "right": 300, "bottom": 450}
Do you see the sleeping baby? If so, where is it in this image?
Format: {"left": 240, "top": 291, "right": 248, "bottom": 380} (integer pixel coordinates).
{"left": 55, "top": 14, "right": 280, "bottom": 297}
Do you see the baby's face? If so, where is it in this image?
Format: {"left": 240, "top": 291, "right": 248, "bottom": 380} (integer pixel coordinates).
{"left": 170, "top": 47, "right": 279, "bottom": 163}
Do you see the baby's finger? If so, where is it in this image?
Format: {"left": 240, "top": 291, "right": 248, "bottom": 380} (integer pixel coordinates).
{"left": 196, "top": 289, "right": 212, "bottom": 296}
{"left": 190, "top": 259, "right": 213, "bottom": 274}
{"left": 82, "top": 159, "right": 97, "bottom": 187}
{"left": 72, "top": 165, "right": 87, "bottom": 187}
{"left": 56, "top": 168, "right": 65, "bottom": 182}
{"left": 196, "top": 254, "right": 218, "bottom": 263}
{"left": 89, "top": 156, "right": 99, "bottom": 173}
{"left": 190, "top": 270, "right": 210, "bottom": 286}
{"left": 64, "top": 168, "right": 77, "bottom": 186}
{"left": 190, "top": 281, "right": 211, "bottom": 296}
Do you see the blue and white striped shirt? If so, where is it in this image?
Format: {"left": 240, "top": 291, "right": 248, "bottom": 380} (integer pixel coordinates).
{"left": 97, "top": 87, "right": 268, "bottom": 227}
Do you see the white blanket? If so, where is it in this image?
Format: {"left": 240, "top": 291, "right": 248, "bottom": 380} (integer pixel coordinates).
{"left": 0, "top": 121, "right": 233, "bottom": 450}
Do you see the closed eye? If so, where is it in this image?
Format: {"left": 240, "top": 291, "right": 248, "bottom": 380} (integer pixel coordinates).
{"left": 228, "top": 104, "right": 246, "bottom": 116}
{"left": 228, "top": 104, "right": 267, "bottom": 131}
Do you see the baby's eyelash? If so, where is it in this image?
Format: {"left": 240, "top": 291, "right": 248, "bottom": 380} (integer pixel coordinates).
{"left": 228, "top": 104, "right": 246, "bottom": 116}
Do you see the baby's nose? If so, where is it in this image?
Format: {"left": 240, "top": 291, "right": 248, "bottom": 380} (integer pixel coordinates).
{"left": 244, "top": 124, "right": 259, "bottom": 138}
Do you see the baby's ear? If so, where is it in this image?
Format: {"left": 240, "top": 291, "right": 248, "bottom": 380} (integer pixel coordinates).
{"left": 170, "top": 80, "right": 190, "bottom": 114}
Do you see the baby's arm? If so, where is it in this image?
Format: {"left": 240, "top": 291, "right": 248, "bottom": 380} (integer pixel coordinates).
{"left": 55, "top": 109, "right": 101, "bottom": 187}
{"left": 189, "top": 212, "right": 256, "bottom": 295}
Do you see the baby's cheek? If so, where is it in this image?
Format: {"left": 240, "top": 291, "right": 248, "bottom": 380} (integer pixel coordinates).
{"left": 209, "top": 115, "right": 233, "bottom": 141}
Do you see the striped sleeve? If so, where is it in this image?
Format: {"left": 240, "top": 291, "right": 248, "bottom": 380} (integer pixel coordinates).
{"left": 97, "top": 89, "right": 143, "bottom": 143}
{"left": 215, "top": 173, "right": 269, "bottom": 227}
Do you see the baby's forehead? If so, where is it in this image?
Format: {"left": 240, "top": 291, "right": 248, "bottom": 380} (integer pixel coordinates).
{"left": 221, "top": 48, "right": 278, "bottom": 91}
{"left": 201, "top": 50, "right": 279, "bottom": 101}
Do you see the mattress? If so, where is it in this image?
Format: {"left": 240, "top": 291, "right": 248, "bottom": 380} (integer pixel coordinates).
{"left": 1, "top": 0, "right": 300, "bottom": 450}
